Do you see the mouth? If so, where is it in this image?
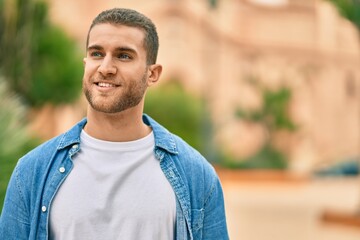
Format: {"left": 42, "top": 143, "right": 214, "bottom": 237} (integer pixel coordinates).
{"left": 95, "top": 82, "right": 120, "bottom": 88}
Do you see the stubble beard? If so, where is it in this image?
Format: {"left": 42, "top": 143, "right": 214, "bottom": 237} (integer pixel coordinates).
{"left": 83, "top": 71, "right": 148, "bottom": 114}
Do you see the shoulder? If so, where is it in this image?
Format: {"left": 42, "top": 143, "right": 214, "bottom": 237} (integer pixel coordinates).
{"left": 16, "top": 118, "right": 86, "bottom": 173}
{"left": 171, "top": 133, "right": 217, "bottom": 179}
{"left": 170, "top": 132, "right": 224, "bottom": 212}
{"left": 15, "top": 134, "right": 64, "bottom": 175}
{"left": 143, "top": 114, "right": 218, "bottom": 182}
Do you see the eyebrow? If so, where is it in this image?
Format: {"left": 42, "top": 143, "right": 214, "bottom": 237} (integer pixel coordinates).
{"left": 87, "top": 45, "right": 137, "bottom": 55}
{"left": 87, "top": 44, "right": 103, "bottom": 51}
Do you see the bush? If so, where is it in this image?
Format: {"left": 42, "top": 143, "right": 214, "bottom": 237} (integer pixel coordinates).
{"left": 0, "top": 78, "right": 40, "bottom": 213}
{"left": 0, "top": 0, "right": 83, "bottom": 107}
{"left": 144, "top": 80, "right": 214, "bottom": 156}
{"left": 235, "top": 82, "right": 296, "bottom": 169}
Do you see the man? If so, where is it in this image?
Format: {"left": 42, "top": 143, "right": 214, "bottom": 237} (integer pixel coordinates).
{"left": 0, "top": 8, "right": 229, "bottom": 240}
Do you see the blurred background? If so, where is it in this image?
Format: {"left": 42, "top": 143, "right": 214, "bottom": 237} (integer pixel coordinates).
{"left": 1, "top": 0, "right": 360, "bottom": 239}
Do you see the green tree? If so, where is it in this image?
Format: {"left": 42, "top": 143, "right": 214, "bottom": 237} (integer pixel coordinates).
{"left": 0, "top": 0, "right": 82, "bottom": 107}
{"left": 327, "top": 0, "right": 360, "bottom": 29}
{"left": 0, "top": 77, "right": 39, "bottom": 213}
{"left": 0, "top": 0, "right": 82, "bottom": 212}
{"left": 234, "top": 79, "right": 296, "bottom": 169}
{"left": 144, "top": 80, "right": 214, "bottom": 156}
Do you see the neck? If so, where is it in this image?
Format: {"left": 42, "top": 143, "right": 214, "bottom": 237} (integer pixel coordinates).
{"left": 84, "top": 106, "right": 151, "bottom": 142}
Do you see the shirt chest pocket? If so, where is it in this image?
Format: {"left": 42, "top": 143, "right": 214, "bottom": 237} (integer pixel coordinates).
{"left": 191, "top": 208, "right": 204, "bottom": 239}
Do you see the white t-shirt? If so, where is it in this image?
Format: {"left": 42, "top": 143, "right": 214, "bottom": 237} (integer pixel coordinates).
{"left": 49, "top": 130, "right": 176, "bottom": 240}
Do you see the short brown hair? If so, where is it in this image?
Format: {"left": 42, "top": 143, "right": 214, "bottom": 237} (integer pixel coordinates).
{"left": 87, "top": 8, "right": 159, "bottom": 65}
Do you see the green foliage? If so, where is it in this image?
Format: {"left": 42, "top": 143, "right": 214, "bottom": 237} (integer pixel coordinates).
{"left": 0, "top": 78, "right": 40, "bottom": 213}
{"left": 327, "top": 0, "right": 360, "bottom": 30}
{"left": 237, "top": 87, "right": 296, "bottom": 133}
{"left": 235, "top": 84, "right": 296, "bottom": 169}
{"left": 208, "top": 0, "right": 218, "bottom": 9}
{"left": 0, "top": 0, "right": 83, "bottom": 107}
{"left": 29, "top": 26, "right": 83, "bottom": 105}
{"left": 144, "top": 80, "right": 211, "bottom": 154}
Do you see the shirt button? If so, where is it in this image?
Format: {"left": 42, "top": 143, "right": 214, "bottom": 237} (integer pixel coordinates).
{"left": 59, "top": 167, "right": 66, "bottom": 173}
{"left": 72, "top": 144, "right": 79, "bottom": 149}
{"left": 41, "top": 206, "right": 47, "bottom": 212}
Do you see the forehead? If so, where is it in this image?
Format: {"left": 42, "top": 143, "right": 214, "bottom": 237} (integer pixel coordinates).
{"left": 88, "top": 23, "right": 146, "bottom": 51}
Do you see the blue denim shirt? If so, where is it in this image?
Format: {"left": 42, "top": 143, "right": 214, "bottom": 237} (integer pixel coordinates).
{"left": 0, "top": 114, "right": 229, "bottom": 240}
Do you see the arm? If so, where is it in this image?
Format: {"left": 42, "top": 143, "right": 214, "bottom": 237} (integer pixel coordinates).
{"left": 0, "top": 164, "right": 30, "bottom": 240}
{"left": 202, "top": 175, "right": 229, "bottom": 240}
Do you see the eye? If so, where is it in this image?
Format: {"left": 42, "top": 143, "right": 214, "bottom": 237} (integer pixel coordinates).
{"left": 90, "top": 51, "right": 103, "bottom": 58}
{"left": 118, "top": 53, "right": 131, "bottom": 60}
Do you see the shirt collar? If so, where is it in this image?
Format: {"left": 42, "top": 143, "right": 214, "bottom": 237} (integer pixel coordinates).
{"left": 57, "top": 115, "right": 178, "bottom": 155}
{"left": 57, "top": 118, "right": 86, "bottom": 150}
{"left": 143, "top": 114, "right": 178, "bottom": 155}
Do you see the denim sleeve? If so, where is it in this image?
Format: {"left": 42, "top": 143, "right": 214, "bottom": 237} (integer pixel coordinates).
{"left": 202, "top": 175, "right": 229, "bottom": 240}
{"left": 0, "top": 163, "right": 30, "bottom": 240}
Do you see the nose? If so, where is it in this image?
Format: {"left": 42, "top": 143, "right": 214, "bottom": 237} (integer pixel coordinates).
{"left": 98, "top": 56, "right": 116, "bottom": 75}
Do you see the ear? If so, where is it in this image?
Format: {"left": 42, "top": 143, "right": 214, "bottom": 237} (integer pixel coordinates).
{"left": 147, "top": 64, "right": 162, "bottom": 87}
{"left": 83, "top": 57, "right": 87, "bottom": 66}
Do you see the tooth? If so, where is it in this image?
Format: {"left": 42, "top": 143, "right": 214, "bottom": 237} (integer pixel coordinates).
{"left": 98, "top": 82, "right": 115, "bottom": 87}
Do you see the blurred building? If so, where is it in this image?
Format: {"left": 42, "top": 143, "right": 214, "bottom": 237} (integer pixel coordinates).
{"left": 46, "top": 0, "right": 360, "bottom": 174}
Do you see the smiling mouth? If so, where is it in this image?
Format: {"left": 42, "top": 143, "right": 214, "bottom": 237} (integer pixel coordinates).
{"left": 96, "top": 82, "right": 118, "bottom": 87}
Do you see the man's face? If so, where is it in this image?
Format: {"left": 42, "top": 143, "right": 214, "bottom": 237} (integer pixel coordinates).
{"left": 83, "top": 23, "right": 149, "bottom": 114}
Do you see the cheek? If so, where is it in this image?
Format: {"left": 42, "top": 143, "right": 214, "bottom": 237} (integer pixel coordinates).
{"left": 82, "top": 71, "right": 90, "bottom": 83}
{"left": 84, "top": 60, "right": 98, "bottom": 71}
{"left": 83, "top": 63, "right": 98, "bottom": 78}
